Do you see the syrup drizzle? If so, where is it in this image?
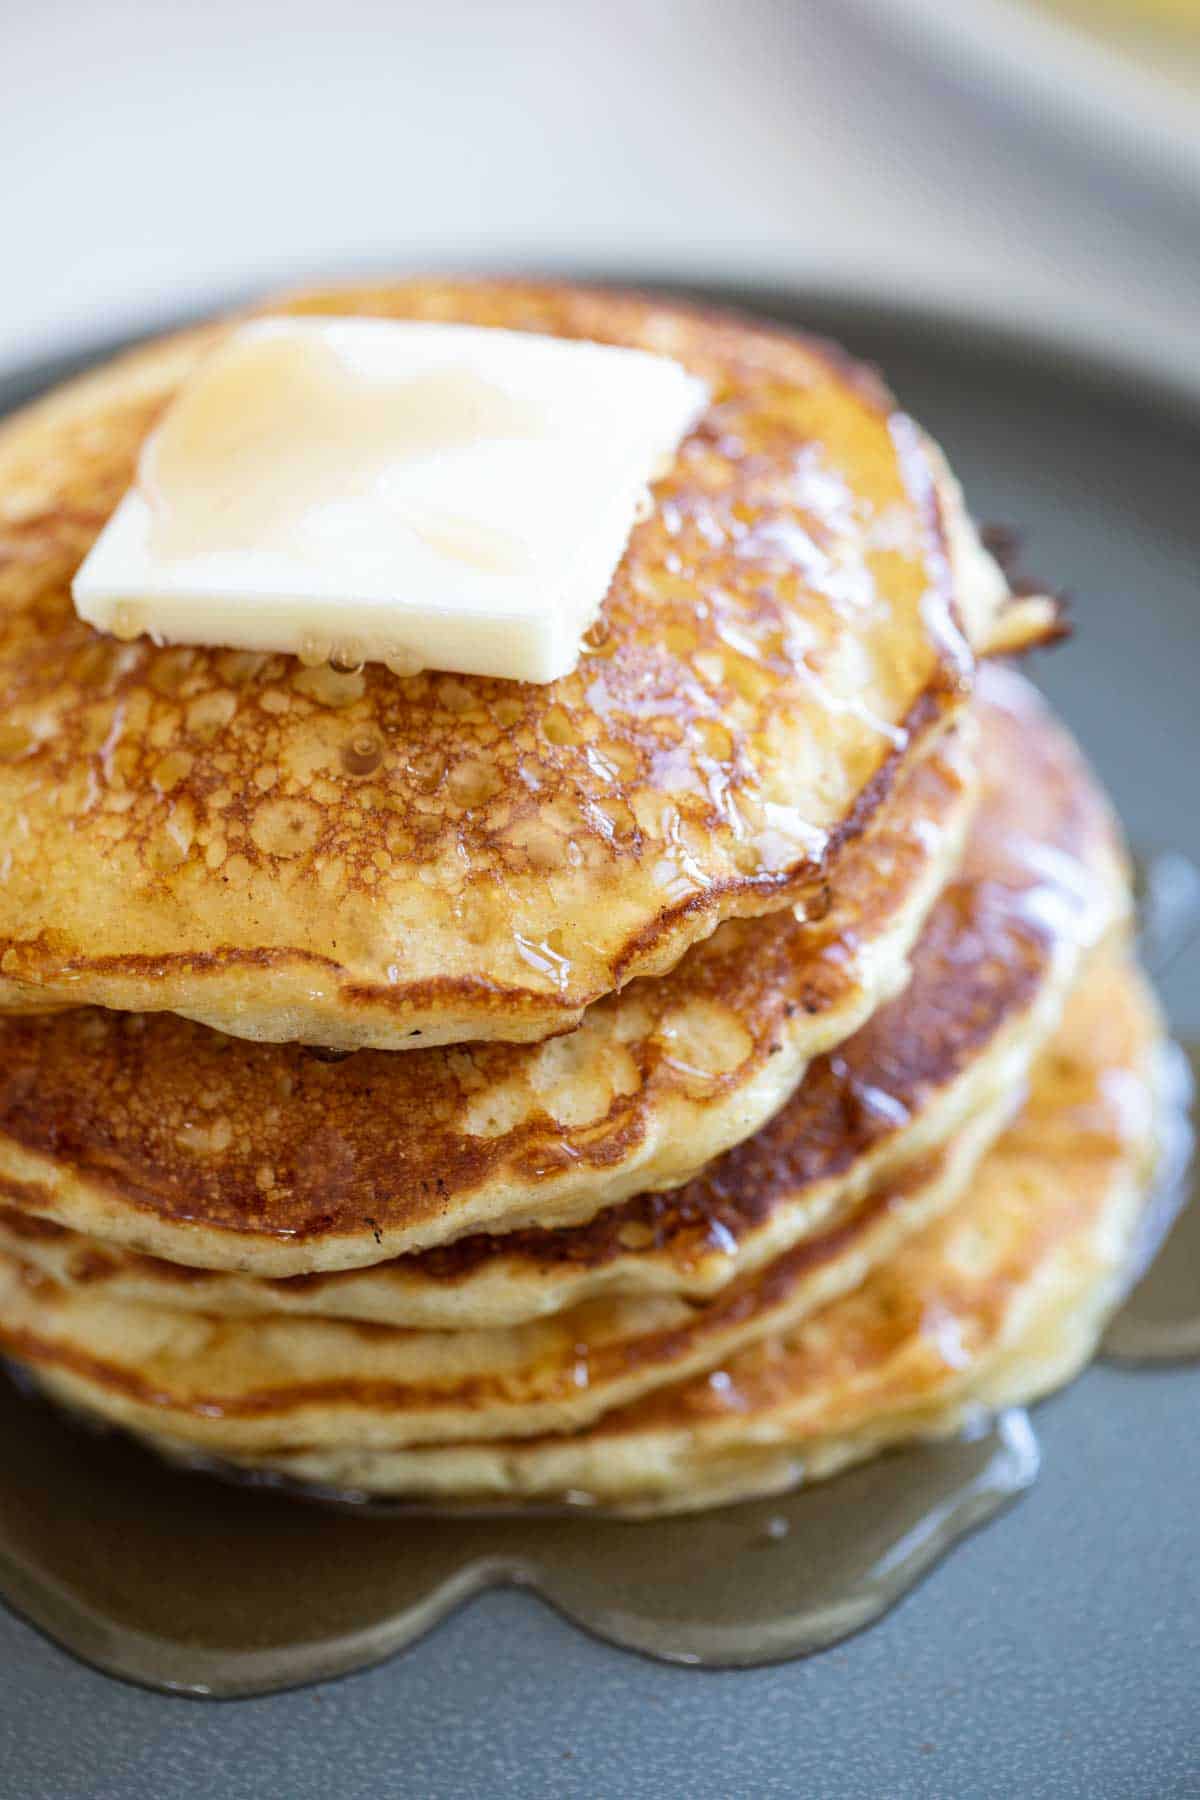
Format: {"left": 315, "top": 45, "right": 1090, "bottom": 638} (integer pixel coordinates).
{"left": 0, "top": 863, "right": 1193, "bottom": 1697}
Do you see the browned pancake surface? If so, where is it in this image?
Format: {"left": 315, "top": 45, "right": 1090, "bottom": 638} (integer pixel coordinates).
{"left": 0, "top": 672, "right": 1131, "bottom": 1429}
{"left": 0, "top": 942, "right": 1155, "bottom": 1466}
{"left": 0, "top": 670, "right": 1125, "bottom": 1336}
{"left": 0, "top": 704, "right": 975, "bottom": 1270}
{"left": 0, "top": 279, "right": 990, "bottom": 1048}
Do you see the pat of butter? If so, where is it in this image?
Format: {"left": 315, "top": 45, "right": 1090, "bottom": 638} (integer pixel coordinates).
{"left": 71, "top": 317, "right": 709, "bottom": 684}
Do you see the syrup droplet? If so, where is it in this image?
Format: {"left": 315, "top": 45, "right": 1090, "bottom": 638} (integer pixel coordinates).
{"left": 513, "top": 932, "right": 573, "bottom": 992}
{"left": 406, "top": 749, "right": 445, "bottom": 794}
{"left": 111, "top": 603, "right": 141, "bottom": 642}
{"left": 329, "top": 643, "right": 365, "bottom": 676}
{"left": 341, "top": 731, "right": 383, "bottom": 778}
{"left": 582, "top": 616, "right": 611, "bottom": 653}
{"left": 298, "top": 634, "right": 332, "bottom": 669}
{"left": 384, "top": 645, "right": 423, "bottom": 679}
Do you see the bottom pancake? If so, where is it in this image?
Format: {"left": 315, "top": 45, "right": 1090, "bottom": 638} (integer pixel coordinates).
{"left": 1, "top": 947, "right": 1165, "bottom": 1512}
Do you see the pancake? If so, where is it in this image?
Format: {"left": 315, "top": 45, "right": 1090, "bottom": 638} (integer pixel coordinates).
{"left": 0, "top": 945, "right": 1159, "bottom": 1490}
{"left": 0, "top": 1078, "right": 1015, "bottom": 1455}
{"left": 0, "top": 704, "right": 976, "bottom": 1273}
{"left": 0, "top": 671, "right": 1139, "bottom": 1454}
{"left": 0, "top": 279, "right": 1038, "bottom": 1051}
{"left": 177, "top": 947, "right": 1167, "bottom": 1511}
{"left": 0, "top": 669, "right": 1129, "bottom": 1326}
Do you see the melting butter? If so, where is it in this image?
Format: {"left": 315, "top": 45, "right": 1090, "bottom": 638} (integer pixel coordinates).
{"left": 72, "top": 318, "right": 709, "bottom": 684}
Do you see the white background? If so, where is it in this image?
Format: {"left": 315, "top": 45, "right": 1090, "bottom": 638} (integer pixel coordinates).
{"left": 2, "top": 0, "right": 1197, "bottom": 381}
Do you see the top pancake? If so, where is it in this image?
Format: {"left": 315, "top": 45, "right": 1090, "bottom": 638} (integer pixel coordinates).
{"left": 0, "top": 279, "right": 1023, "bottom": 1050}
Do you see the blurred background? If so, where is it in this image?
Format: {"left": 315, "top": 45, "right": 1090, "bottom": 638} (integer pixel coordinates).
{"left": 3, "top": 0, "right": 1198, "bottom": 384}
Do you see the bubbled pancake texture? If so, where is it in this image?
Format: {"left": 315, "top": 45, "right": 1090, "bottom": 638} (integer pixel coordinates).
{"left": 0, "top": 671, "right": 1127, "bottom": 1319}
{"left": 0, "top": 284, "right": 1159, "bottom": 1518}
{"left": 0, "top": 279, "right": 997, "bottom": 1050}
{"left": 0, "top": 674, "right": 1161, "bottom": 1504}
{"left": 0, "top": 950, "right": 1160, "bottom": 1510}
{"left": 0, "top": 711, "right": 976, "bottom": 1272}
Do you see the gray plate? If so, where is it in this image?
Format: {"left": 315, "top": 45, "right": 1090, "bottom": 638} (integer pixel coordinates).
{"left": 1, "top": 287, "right": 1198, "bottom": 1800}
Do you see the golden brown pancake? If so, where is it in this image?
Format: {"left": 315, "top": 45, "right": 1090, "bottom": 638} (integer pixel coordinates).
{"left": 0, "top": 705, "right": 976, "bottom": 1273}
{"left": 0, "top": 669, "right": 1129, "bottom": 1325}
{"left": 0, "top": 1082, "right": 1013, "bottom": 1455}
{"left": 0, "top": 673, "right": 1141, "bottom": 1458}
{"left": 0, "top": 279, "right": 1033, "bottom": 1050}
{"left": 0, "top": 945, "right": 1160, "bottom": 1496}
{"left": 151, "top": 947, "right": 1166, "bottom": 1510}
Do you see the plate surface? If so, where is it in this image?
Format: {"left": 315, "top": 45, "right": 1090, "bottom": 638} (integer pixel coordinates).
{"left": 1, "top": 287, "right": 1198, "bottom": 1800}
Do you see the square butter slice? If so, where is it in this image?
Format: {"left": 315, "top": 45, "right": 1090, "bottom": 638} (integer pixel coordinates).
{"left": 72, "top": 316, "right": 710, "bottom": 684}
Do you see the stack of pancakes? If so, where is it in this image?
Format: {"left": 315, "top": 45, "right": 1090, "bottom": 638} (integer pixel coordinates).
{"left": 0, "top": 282, "right": 1164, "bottom": 1515}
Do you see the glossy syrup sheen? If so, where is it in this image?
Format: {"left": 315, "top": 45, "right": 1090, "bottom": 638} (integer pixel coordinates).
{"left": 0, "top": 1374, "right": 1037, "bottom": 1696}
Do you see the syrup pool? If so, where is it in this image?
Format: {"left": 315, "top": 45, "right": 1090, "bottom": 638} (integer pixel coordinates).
{"left": 0, "top": 1378, "right": 1038, "bottom": 1696}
